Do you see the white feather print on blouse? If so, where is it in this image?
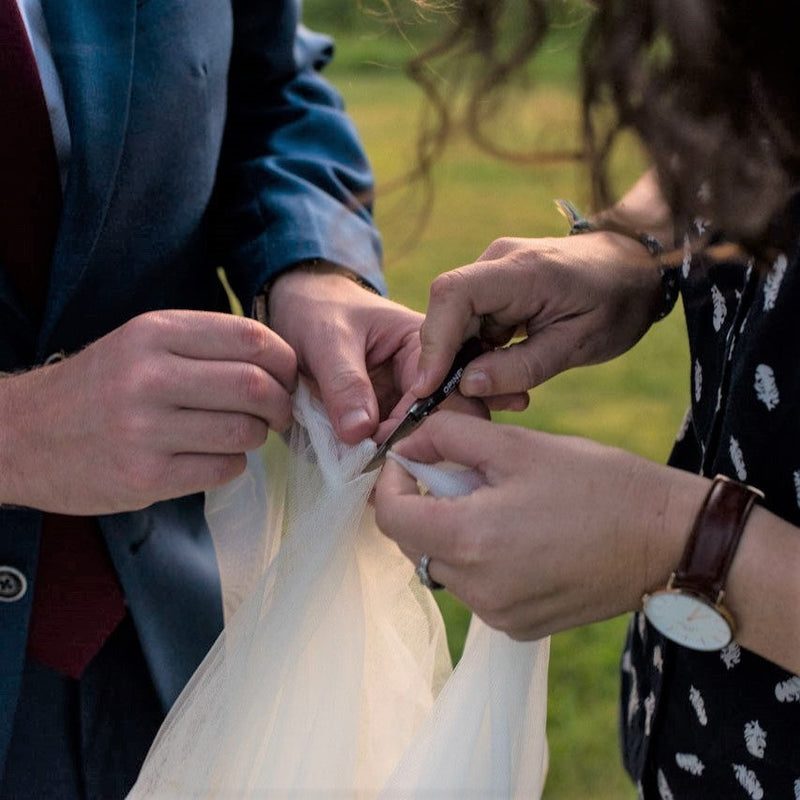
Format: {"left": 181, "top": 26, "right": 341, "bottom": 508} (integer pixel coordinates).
{"left": 711, "top": 284, "right": 727, "bottom": 331}
{"left": 652, "top": 644, "right": 663, "bottom": 673}
{"left": 732, "top": 764, "right": 764, "bottom": 799}
{"left": 793, "top": 470, "right": 800, "bottom": 511}
{"left": 763, "top": 253, "right": 787, "bottom": 311}
{"left": 720, "top": 642, "right": 741, "bottom": 670}
{"left": 675, "top": 407, "right": 691, "bottom": 443}
{"left": 793, "top": 777, "right": 800, "bottom": 800}
{"left": 729, "top": 436, "right": 747, "bottom": 481}
{"left": 626, "top": 665, "right": 640, "bottom": 725}
{"left": 744, "top": 720, "right": 767, "bottom": 758}
{"left": 754, "top": 364, "right": 780, "bottom": 411}
{"left": 694, "top": 359, "right": 703, "bottom": 403}
{"left": 675, "top": 753, "right": 705, "bottom": 776}
{"left": 689, "top": 686, "right": 708, "bottom": 726}
{"left": 775, "top": 675, "right": 800, "bottom": 703}
{"left": 657, "top": 769, "right": 675, "bottom": 800}
{"left": 644, "top": 692, "right": 656, "bottom": 737}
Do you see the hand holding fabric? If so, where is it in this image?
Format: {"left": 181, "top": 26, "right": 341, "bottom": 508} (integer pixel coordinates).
{"left": 0, "top": 310, "right": 297, "bottom": 514}
{"left": 268, "top": 267, "right": 434, "bottom": 445}
{"left": 375, "top": 411, "right": 703, "bottom": 640}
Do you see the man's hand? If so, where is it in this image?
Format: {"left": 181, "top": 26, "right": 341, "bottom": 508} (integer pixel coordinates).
{"left": 0, "top": 310, "right": 297, "bottom": 514}
{"left": 268, "top": 267, "right": 434, "bottom": 445}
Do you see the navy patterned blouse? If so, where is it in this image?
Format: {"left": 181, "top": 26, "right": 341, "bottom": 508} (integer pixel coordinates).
{"left": 620, "top": 220, "right": 800, "bottom": 799}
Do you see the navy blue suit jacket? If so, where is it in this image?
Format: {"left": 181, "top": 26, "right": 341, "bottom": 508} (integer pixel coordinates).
{"left": 0, "top": 0, "right": 384, "bottom": 772}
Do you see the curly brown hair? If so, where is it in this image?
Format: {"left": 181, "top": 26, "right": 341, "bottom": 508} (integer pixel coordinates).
{"left": 409, "top": 0, "right": 800, "bottom": 256}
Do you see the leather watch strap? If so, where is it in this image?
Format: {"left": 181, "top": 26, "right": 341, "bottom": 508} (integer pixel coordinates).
{"left": 672, "top": 474, "right": 763, "bottom": 605}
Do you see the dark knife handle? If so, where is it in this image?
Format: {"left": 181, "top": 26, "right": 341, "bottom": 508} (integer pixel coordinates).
{"left": 407, "top": 336, "right": 485, "bottom": 420}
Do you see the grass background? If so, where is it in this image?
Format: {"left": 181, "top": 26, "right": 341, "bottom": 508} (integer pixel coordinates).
{"left": 302, "top": 3, "right": 690, "bottom": 797}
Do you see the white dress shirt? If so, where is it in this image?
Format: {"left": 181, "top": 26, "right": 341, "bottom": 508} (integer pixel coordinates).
{"left": 15, "top": 0, "right": 71, "bottom": 189}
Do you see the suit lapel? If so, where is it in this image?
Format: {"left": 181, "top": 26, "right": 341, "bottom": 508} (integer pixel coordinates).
{"left": 38, "top": 0, "right": 136, "bottom": 342}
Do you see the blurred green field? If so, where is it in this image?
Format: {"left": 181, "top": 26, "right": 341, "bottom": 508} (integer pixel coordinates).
{"left": 304, "top": 4, "right": 690, "bottom": 798}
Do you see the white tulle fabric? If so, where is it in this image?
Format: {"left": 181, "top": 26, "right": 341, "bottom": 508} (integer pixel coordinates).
{"left": 128, "top": 383, "right": 550, "bottom": 799}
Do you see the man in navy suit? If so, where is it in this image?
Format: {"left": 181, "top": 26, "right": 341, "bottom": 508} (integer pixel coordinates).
{"left": 0, "top": 0, "right": 424, "bottom": 795}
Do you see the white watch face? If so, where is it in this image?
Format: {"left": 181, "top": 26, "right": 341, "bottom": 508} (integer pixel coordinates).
{"left": 644, "top": 590, "right": 733, "bottom": 651}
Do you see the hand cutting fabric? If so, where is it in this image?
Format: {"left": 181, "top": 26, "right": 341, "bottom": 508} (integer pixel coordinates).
{"left": 412, "top": 173, "right": 673, "bottom": 403}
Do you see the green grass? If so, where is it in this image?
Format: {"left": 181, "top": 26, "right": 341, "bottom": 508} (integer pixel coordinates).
{"left": 304, "top": 5, "right": 691, "bottom": 798}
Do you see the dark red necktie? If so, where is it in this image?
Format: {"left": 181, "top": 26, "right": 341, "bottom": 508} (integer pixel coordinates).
{"left": 0, "top": 0, "right": 60, "bottom": 320}
{"left": 1, "top": 0, "right": 127, "bottom": 679}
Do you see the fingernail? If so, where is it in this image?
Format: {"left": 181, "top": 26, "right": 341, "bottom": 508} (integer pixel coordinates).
{"left": 339, "top": 408, "right": 371, "bottom": 434}
{"left": 461, "top": 369, "right": 490, "bottom": 396}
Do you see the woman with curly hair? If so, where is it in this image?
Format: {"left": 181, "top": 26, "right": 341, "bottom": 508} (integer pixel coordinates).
{"left": 376, "top": 1, "right": 800, "bottom": 796}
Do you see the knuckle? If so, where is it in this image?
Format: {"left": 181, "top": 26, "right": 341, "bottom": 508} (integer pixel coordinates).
{"left": 128, "top": 310, "right": 172, "bottom": 347}
{"left": 236, "top": 363, "right": 269, "bottom": 406}
{"left": 327, "top": 365, "right": 369, "bottom": 396}
{"left": 450, "top": 527, "right": 486, "bottom": 568}
{"left": 428, "top": 270, "right": 468, "bottom": 306}
{"left": 120, "top": 453, "right": 163, "bottom": 497}
{"left": 115, "top": 410, "right": 153, "bottom": 447}
{"left": 127, "top": 359, "right": 168, "bottom": 398}
{"left": 269, "top": 398, "right": 294, "bottom": 433}
{"left": 235, "top": 317, "right": 270, "bottom": 356}
{"left": 211, "top": 454, "right": 247, "bottom": 487}
{"left": 515, "top": 349, "right": 547, "bottom": 390}
{"left": 227, "top": 415, "right": 257, "bottom": 450}
{"left": 479, "top": 237, "right": 521, "bottom": 261}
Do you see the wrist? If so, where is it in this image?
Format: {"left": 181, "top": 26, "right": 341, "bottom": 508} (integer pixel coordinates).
{"left": 637, "top": 466, "right": 712, "bottom": 604}
{"left": 555, "top": 199, "right": 678, "bottom": 321}
{"left": 0, "top": 372, "right": 28, "bottom": 507}
{"left": 254, "top": 259, "right": 380, "bottom": 326}
{"left": 643, "top": 474, "right": 764, "bottom": 652}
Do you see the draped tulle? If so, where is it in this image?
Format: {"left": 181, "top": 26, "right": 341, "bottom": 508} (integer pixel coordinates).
{"left": 127, "top": 383, "right": 549, "bottom": 799}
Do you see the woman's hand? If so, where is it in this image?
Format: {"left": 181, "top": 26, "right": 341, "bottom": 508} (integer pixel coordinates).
{"left": 0, "top": 310, "right": 297, "bottom": 514}
{"left": 375, "top": 411, "right": 704, "bottom": 640}
{"left": 413, "top": 230, "right": 665, "bottom": 406}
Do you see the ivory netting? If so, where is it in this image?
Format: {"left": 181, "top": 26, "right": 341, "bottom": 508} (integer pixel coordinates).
{"left": 127, "top": 383, "right": 549, "bottom": 799}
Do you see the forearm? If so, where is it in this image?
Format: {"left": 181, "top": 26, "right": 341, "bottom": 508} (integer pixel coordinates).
{"left": 638, "top": 464, "right": 800, "bottom": 675}
{"left": 0, "top": 366, "right": 60, "bottom": 509}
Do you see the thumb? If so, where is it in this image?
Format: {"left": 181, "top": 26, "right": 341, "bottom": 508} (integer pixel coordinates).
{"left": 393, "top": 410, "right": 513, "bottom": 477}
{"left": 304, "top": 333, "right": 379, "bottom": 444}
{"left": 460, "top": 322, "right": 578, "bottom": 397}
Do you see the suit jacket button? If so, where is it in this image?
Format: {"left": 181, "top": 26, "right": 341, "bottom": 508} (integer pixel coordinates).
{"left": 0, "top": 566, "right": 28, "bottom": 602}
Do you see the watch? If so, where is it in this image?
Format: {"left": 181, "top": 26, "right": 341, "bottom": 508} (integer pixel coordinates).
{"left": 642, "top": 474, "right": 763, "bottom": 651}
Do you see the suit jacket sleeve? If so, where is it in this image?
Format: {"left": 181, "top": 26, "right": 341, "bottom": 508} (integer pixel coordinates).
{"left": 210, "top": 0, "right": 386, "bottom": 307}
